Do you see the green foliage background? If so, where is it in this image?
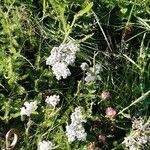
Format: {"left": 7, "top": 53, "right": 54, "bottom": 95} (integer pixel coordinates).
{"left": 0, "top": 0, "right": 150, "bottom": 149}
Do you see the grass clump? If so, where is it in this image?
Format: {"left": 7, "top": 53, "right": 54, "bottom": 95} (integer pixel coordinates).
{"left": 0, "top": 0, "right": 150, "bottom": 149}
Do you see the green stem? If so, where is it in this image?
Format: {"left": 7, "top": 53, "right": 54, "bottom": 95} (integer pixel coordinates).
{"left": 121, "top": 0, "right": 136, "bottom": 48}
{"left": 43, "top": 0, "right": 46, "bottom": 16}
{"left": 125, "top": 0, "right": 136, "bottom": 27}
{"left": 63, "top": 16, "right": 77, "bottom": 43}
{"left": 25, "top": 117, "right": 32, "bottom": 148}
{"left": 118, "top": 90, "right": 150, "bottom": 115}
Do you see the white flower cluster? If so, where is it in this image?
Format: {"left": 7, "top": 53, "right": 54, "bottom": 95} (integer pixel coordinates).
{"left": 39, "top": 140, "right": 54, "bottom": 150}
{"left": 45, "top": 95, "right": 60, "bottom": 107}
{"left": 20, "top": 101, "right": 38, "bottom": 117}
{"left": 80, "top": 62, "right": 89, "bottom": 71}
{"left": 80, "top": 62, "right": 102, "bottom": 82}
{"left": 66, "top": 107, "right": 87, "bottom": 142}
{"left": 46, "top": 40, "right": 79, "bottom": 80}
{"left": 122, "top": 117, "right": 150, "bottom": 150}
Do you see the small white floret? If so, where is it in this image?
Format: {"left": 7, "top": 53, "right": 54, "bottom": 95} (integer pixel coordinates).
{"left": 39, "top": 140, "right": 54, "bottom": 150}
{"left": 46, "top": 40, "right": 79, "bottom": 80}
{"left": 66, "top": 107, "right": 87, "bottom": 142}
{"left": 20, "top": 101, "right": 37, "bottom": 117}
{"left": 80, "top": 62, "right": 89, "bottom": 71}
{"left": 52, "top": 62, "right": 71, "bottom": 80}
{"left": 45, "top": 95, "right": 60, "bottom": 107}
{"left": 85, "top": 72, "right": 95, "bottom": 82}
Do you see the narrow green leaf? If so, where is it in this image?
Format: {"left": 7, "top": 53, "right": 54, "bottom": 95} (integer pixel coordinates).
{"left": 76, "top": 2, "right": 93, "bottom": 18}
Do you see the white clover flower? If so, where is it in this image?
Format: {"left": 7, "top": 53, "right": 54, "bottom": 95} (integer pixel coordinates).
{"left": 80, "top": 62, "right": 89, "bottom": 71}
{"left": 46, "top": 40, "right": 79, "bottom": 80}
{"left": 123, "top": 117, "right": 150, "bottom": 149}
{"left": 20, "top": 101, "right": 37, "bottom": 117}
{"left": 132, "top": 117, "right": 144, "bottom": 130}
{"left": 66, "top": 107, "right": 87, "bottom": 142}
{"left": 39, "top": 140, "right": 54, "bottom": 150}
{"left": 123, "top": 136, "right": 135, "bottom": 147}
{"left": 45, "top": 95, "right": 60, "bottom": 107}
{"left": 52, "top": 62, "right": 71, "bottom": 80}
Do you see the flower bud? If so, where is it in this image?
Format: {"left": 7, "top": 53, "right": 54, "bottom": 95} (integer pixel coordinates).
{"left": 109, "top": 126, "right": 116, "bottom": 133}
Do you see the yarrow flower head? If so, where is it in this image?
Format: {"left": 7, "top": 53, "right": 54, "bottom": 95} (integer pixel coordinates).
{"left": 52, "top": 62, "right": 71, "bottom": 80}
{"left": 70, "top": 107, "right": 86, "bottom": 125}
{"left": 66, "top": 107, "right": 87, "bottom": 142}
{"left": 65, "top": 40, "right": 79, "bottom": 53}
{"left": 81, "top": 63, "right": 102, "bottom": 82}
{"left": 39, "top": 140, "right": 54, "bottom": 150}
{"left": 46, "top": 40, "right": 79, "bottom": 80}
{"left": 80, "top": 62, "right": 89, "bottom": 71}
{"left": 45, "top": 95, "right": 60, "bottom": 107}
{"left": 85, "top": 72, "right": 96, "bottom": 82}
{"left": 20, "top": 101, "right": 37, "bottom": 117}
{"left": 46, "top": 47, "right": 61, "bottom": 66}
{"left": 66, "top": 123, "right": 87, "bottom": 143}
{"left": 122, "top": 117, "right": 150, "bottom": 150}
{"left": 105, "top": 107, "right": 117, "bottom": 119}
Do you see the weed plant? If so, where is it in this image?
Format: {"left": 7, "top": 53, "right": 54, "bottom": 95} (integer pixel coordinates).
{"left": 0, "top": 0, "right": 150, "bottom": 149}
